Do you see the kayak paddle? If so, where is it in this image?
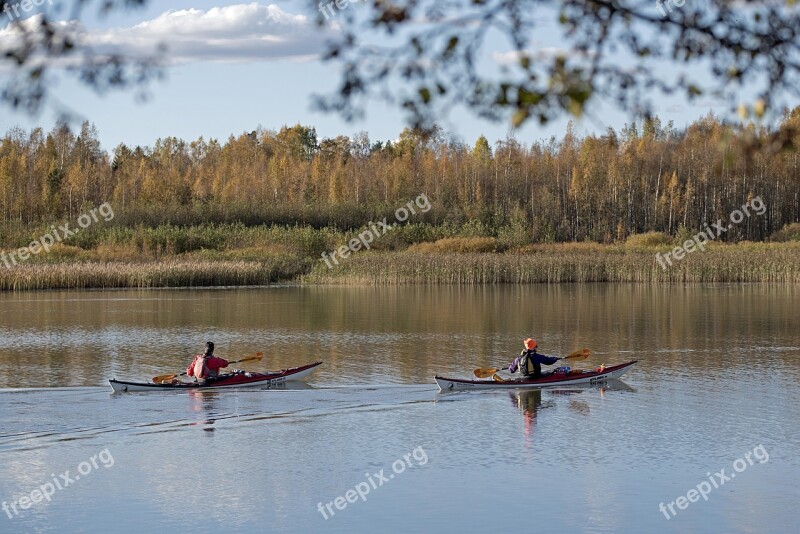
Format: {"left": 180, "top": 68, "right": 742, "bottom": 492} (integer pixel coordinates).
{"left": 473, "top": 348, "right": 591, "bottom": 378}
{"left": 151, "top": 352, "right": 264, "bottom": 384}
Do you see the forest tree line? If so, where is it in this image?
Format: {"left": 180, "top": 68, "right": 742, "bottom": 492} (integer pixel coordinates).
{"left": 1, "top": 110, "right": 799, "bottom": 243}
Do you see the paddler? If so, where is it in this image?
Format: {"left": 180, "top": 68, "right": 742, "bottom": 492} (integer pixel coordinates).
{"left": 508, "top": 338, "right": 559, "bottom": 378}
{"left": 186, "top": 342, "right": 229, "bottom": 382}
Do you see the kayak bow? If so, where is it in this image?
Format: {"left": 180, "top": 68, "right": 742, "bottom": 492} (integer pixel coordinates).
{"left": 109, "top": 362, "right": 322, "bottom": 393}
{"left": 434, "top": 361, "right": 636, "bottom": 391}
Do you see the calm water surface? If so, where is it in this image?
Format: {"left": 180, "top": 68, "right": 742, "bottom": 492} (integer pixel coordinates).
{"left": 0, "top": 285, "right": 798, "bottom": 533}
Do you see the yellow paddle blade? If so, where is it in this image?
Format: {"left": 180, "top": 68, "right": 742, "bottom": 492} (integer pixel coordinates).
{"left": 235, "top": 352, "right": 264, "bottom": 363}
{"left": 151, "top": 373, "right": 177, "bottom": 383}
{"left": 474, "top": 367, "right": 501, "bottom": 378}
{"left": 492, "top": 373, "right": 505, "bottom": 382}
{"left": 564, "top": 348, "right": 591, "bottom": 360}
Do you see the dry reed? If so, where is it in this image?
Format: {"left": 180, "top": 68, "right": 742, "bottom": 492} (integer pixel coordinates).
{"left": 0, "top": 261, "right": 279, "bottom": 290}
{"left": 2, "top": 242, "right": 798, "bottom": 290}
{"left": 304, "top": 244, "right": 800, "bottom": 284}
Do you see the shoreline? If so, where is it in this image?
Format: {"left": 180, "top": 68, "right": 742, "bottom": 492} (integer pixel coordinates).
{"left": 1, "top": 244, "right": 798, "bottom": 290}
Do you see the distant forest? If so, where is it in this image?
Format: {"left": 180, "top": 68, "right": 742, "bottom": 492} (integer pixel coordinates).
{"left": 1, "top": 110, "right": 799, "bottom": 243}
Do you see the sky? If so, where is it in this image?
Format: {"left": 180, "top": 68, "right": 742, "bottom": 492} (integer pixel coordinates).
{"left": 0, "top": 0, "right": 749, "bottom": 152}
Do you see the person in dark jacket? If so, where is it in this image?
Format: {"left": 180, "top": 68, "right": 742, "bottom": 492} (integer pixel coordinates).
{"left": 509, "top": 338, "right": 559, "bottom": 378}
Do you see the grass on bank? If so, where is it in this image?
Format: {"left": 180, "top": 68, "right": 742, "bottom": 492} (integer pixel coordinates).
{"left": 1, "top": 224, "right": 799, "bottom": 289}
{"left": 304, "top": 242, "right": 800, "bottom": 284}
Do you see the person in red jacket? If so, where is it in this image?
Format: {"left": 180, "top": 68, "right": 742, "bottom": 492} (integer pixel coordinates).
{"left": 186, "top": 342, "right": 229, "bottom": 382}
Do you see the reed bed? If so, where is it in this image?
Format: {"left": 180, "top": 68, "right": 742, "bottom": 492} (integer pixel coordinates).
{"left": 406, "top": 237, "right": 503, "bottom": 253}
{"left": 304, "top": 245, "right": 800, "bottom": 284}
{"left": 1, "top": 241, "right": 798, "bottom": 290}
{"left": 0, "top": 261, "right": 281, "bottom": 290}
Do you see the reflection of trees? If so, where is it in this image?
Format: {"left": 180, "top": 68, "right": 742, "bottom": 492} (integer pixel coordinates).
{"left": 0, "top": 284, "right": 796, "bottom": 388}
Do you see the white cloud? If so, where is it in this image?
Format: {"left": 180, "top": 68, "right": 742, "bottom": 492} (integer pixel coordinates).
{"left": 92, "top": 3, "right": 336, "bottom": 63}
{"left": 0, "top": 3, "right": 337, "bottom": 66}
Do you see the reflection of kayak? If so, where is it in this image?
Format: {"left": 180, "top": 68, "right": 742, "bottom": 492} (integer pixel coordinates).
{"left": 185, "top": 380, "right": 316, "bottom": 395}
{"left": 434, "top": 361, "right": 636, "bottom": 391}
{"left": 109, "top": 362, "right": 323, "bottom": 393}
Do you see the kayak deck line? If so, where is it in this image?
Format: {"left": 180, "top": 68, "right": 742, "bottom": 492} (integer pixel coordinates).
{"left": 109, "top": 361, "right": 323, "bottom": 393}
{"left": 434, "top": 361, "right": 637, "bottom": 391}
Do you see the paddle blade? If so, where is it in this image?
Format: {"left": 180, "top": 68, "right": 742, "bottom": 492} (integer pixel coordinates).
{"left": 236, "top": 352, "right": 264, "bottom": 364}
{"left": 151, "top": 373, "right": 177, "bottom": 384}
{"left": 564, "top": 348, "right": 590, "bottom": 360}
{"left": 474, "top": 367, "right": 501, "bottom": 378}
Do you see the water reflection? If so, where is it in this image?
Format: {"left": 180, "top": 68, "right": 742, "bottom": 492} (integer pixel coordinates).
{"left": 509, "top": 380, "right": 637, "bottom": 443}
{"left": 1, "top": 285, "right": 798, "bottom": 388}
{"left": 509, "top": 389, "right": 555, "bottom": 442}
{"left": 186, "top": 390, "right": 220, "bottom": 431}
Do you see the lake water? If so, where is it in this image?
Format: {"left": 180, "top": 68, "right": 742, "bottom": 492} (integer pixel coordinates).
{"left": 0, "top": 285, "right": 798, "bottom": 533}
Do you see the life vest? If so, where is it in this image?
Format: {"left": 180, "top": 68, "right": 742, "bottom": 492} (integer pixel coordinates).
{"left": 521, "top": 351, "right": 534, "bottom": 376}
{"left": 193, "top": 356, "right": 209, "bottom": 379}
{"left": 517, "top": 350, "right": 540, "bottom": 376}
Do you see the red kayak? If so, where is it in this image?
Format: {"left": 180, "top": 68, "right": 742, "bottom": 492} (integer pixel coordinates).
{"left": 434, "top": 361, "right": 636, "bottom": 391}
{"left": 109, "top": 362, "right": 322, "bottom": 392}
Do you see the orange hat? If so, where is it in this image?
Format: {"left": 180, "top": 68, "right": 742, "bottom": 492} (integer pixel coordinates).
{"left": 524, "top": 338, "right": 537, "bottom": 350}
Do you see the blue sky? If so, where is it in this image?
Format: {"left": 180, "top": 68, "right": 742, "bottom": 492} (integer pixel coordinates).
{"left": 0, "top": 1, "right": 739, "bottom": 151}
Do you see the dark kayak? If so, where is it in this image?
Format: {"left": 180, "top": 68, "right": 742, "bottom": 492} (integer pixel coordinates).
{"left": 109, "top": 362, "right": 322, "bottom": 393}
